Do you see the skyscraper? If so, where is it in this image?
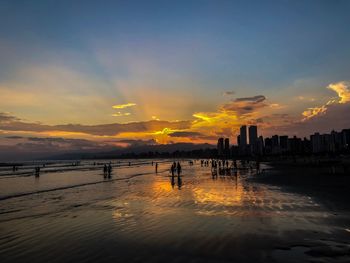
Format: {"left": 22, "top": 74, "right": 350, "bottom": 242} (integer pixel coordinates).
{"left": 240, "top": 125, "right": 247, "bottom": 146}
{"left": 217, "top": 138, "right": 224, "bottom": 156}
{"left": 248, "top": 125, "right": 258, "bottom": 146}
{"left": 224, "top": 138, "right": 230, "bottom": 157}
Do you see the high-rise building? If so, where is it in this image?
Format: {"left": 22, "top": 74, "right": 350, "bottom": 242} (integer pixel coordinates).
{"left": 239, "top": 125, "right": 247, "bottom": 155}
{"left": 217, "top": 138, "right": 224, "bottom": 156}
{"left": 224, "top": 138, "right": 230, "bottom": 157}
{"left": 240, "top": 125, "right": 247, "bottom": 146}
{"left": 249, "top": 125, "right": 258, "bottom": 155}
{"left": 248, "top": 126, "right": 258, "bottom": 145}
{"left": 257, "top": 136, "right": 264, "bottom": 155}
{"left": 272, "top": 135, "right": 280, "bottom": 154}
{"left": 279, "top": 136, "right": 288, "bottom": 152}
{"left": 311, "top": 132, "right": 321, "bottom": 153}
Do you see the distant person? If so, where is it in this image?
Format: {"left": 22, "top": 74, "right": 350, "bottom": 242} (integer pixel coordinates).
{"left": 107, "top": 164, "right": 112, "bottom": 178}
{"left": 103, "top": 164, "right": 108, "bottom": 176}
{"left": 177, "top": 162, "right": 182, "bottom": 176}
{"left": 171, "top": 163, "right": 175, "bottom": 176}
{"left": 35, "top": 167, "right": 40, "bottom": 177}
{"left": 155, "top": 162, "right": 158, "bottom": 173}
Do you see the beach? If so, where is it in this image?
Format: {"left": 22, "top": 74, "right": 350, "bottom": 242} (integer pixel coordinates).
{"left": 1, "top": 159, "right": 350, "bottom": 263}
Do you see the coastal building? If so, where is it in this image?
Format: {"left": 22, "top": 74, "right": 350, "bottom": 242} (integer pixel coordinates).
{"left": 224, "top": 138, "right": 230, "bottom": 158}
{"left": 217, "top": 138, "right": 224, "bottom": 156}
{"left": 240, "top": 125, "right": 247, "bottom": 155}
{"left": 249, "top": 125, "right": 258, "bottom": 155}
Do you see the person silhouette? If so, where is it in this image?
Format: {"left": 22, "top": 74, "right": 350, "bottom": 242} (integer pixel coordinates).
{"left": 171, "top": 163, "right": 175, "bottom": 176}
{"left": 103, "top": 164, "right": 107, "bottom": 177}
{"left": 177, "top": 162, "right": 182, "bottom": 176}
{"left": 155, "top": 162, "right": 158, "bottom": 173}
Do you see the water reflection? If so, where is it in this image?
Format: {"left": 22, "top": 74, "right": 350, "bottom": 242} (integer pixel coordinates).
{"left": 192, "top": 177, "right": 244, "bottom": 207}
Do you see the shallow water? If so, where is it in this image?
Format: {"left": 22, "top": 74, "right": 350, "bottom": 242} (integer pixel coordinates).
{"left": 0, "top": 160, "right": 349, "bottom": 263}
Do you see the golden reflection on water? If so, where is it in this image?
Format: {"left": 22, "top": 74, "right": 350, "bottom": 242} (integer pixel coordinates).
{"left": 152, "top": 180, "right": 174, "bottom": 193}
{"left": 192, "top": 178, "right": 244, "bottom": 207}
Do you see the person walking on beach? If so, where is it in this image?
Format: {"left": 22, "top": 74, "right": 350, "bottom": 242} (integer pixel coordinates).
{"left": 155, "top": 162, "right": 158, "bottom": 173}
{"left": 171, "top": 163, "right": 175, "bottom": 176}
{"left": 177, "top": 162, "right": 182, "bottom": 176}
{"left": 103, "top": 164, "right": 107, "bottom": 175}
{"left": 35, "top": 167, "right": 40, "bottom": 177}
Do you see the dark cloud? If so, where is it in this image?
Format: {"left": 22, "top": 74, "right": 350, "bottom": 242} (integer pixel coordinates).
{"left": 115, "top": 139, "right": 157, "bottom": 147}
{"left": 168, "top": 131, "right": 203, "bottom": 138}
{"left": 0, "top": 112, "right": 191, "bottom": 136}
{"left": 234, "top": 95, "right": 266, "bottom": 103}
{"left": 0, "top": 112, "right": 20, "bottom": 122}
{"left": 221, "top": 95, "right": 267, "bottom": 113}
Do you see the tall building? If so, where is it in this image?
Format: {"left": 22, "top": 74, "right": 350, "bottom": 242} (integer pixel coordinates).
{"left": 272, "top": 135, "right": 280, "bottom": 154}
{"left": 249, "top": 125, "right": 258, "bottom": 155}
{"left": 279, "top": 136, "right": 288, "bottom": 152}
{"left": 224, "top": 138, "right": 230, "bottom": 157}
{"left": 311, "top": 132, "right": 321, "bottom": 153}
{"left": 239, "top": 125, "right": 247, "bottom": 155}
{"left": 240, "top": 125, "right": 247, "bottom": 146}
{"left": 217, "top": 138, "right": 224, "bottom": 156}
{"left": 248, "top": 126, "right": 258, "bottom": 145}
{"left": 257, "top": 136, "right": 264, "bottom": 156}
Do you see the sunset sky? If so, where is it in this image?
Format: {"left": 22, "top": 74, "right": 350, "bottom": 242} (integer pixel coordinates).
{"left": 1, "top": 0, "right": 350, "bottom": 157}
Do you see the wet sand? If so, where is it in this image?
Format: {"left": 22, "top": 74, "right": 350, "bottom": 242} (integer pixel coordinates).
{"left": 1, "top": 160, "right": 350, "bottom": 263}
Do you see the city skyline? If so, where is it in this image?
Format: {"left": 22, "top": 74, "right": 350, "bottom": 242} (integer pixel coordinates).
{"left": 1, "top": 1, "right": 350, "bottom": 157}
{"left": 217, "top": 124, "right": 350, "bottom": 157}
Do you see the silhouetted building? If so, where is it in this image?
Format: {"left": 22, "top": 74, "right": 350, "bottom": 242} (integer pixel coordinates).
{"left": 240, "top": 125, "right": 247, "bottom": 155}
{"left": 279, "top": 136, "right": 288, "bottom": 153}
{"left": 257, "top": 136, "right": 264, "bottom": 156}
{"left": 311, "top": 132, "right": 321, "bottom": 153}
{"left": 249, "top": 126, "right": 258, "bottom": 145}
{"left": 264, "top": 137, "right": 272, "bottom": 154}
{"left": 224, "top": 138, "right": 230, "bottom": 158}
{"left": 217, "top": 138, "right": 224, "bottom": 157}
{"left": 249, "top": 125, "right": 258, "bottom": 155}
{"left": 272, "top": 135, "right": 279, "bottom": 154}
{"left": 226, "top": 126, "right": 350, "bottom": 158}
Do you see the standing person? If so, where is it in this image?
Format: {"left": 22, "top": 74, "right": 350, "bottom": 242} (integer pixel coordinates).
{"left": 171, "top": 163, "right": 175, "bottom": 176}
{"left": 103, "top": 164, "right": 107, "bottom": 176}
{"left": 155, "top": 162, "right": 158, "bottom": 173}
{"left": 177, "top": 162, "right": 182, "bottom": 176}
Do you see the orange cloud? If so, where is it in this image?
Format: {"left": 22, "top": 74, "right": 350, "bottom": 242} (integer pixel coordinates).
{"left": 327, "top": 81, "right": 350, "bottom": 103}
{"left": 301, "top": 81, "right": 350, "bottom": 121}
{"left": 302, "top": 105, "right": 327, "bottom": 121}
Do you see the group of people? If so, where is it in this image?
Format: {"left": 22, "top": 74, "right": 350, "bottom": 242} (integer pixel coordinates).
{"left": 103, "top": 163, "right": 113, "bottom": 178}
{"left": 200, "top": 159, "right": 262, "bottom": 177}
{"left": 170, "top": 162, "right": 182, "bottom": 176}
